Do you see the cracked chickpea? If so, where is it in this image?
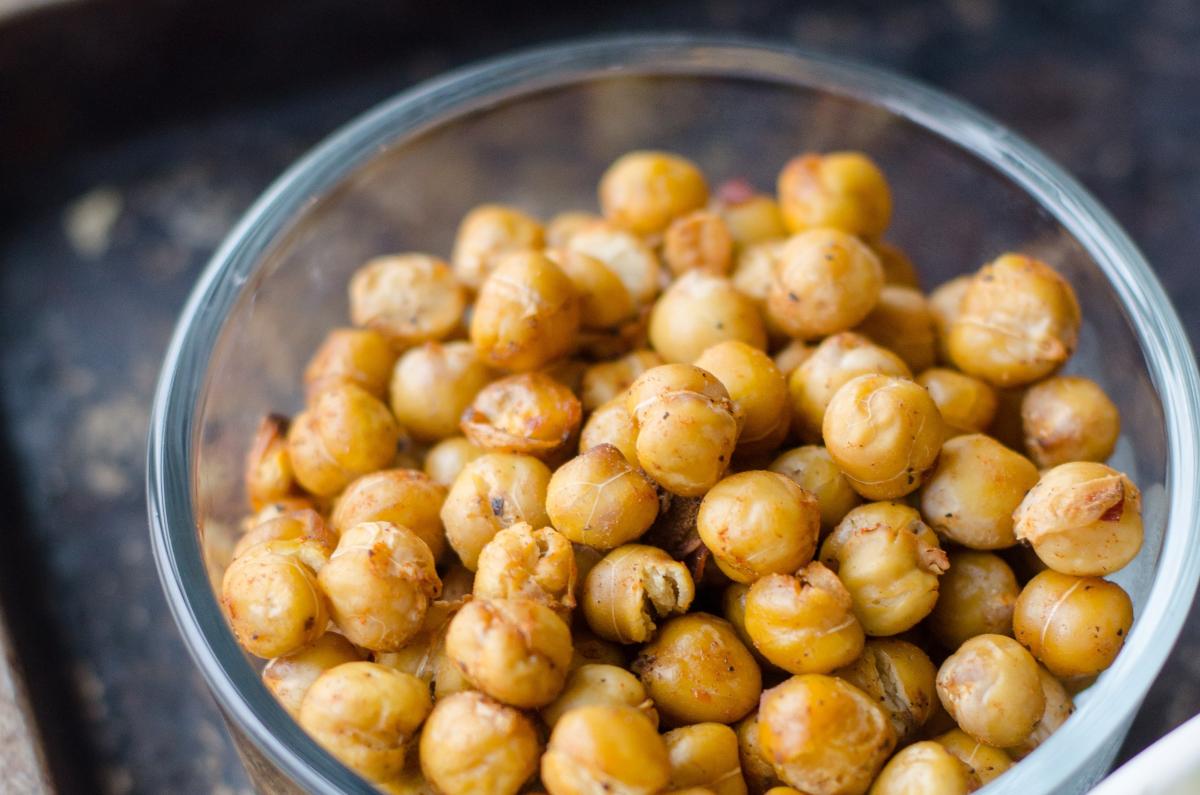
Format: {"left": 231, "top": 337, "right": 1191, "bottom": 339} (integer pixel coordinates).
{"left": 599, "top": 150, "right": 709, "bottom": 235}
{"left": 916, "top": 368, "right": 997, "bottom": 437}
{"left": 243, "top": 415, "right": 299, "bottom": 511}
{"left": 1010, "top": 665, "right": 1075, "bottom": 759}
{"left": 854, "top": 285, "right": 936, "bottom": 373}
{"left": 546, "top": 444, "right": 659, "bottom": 550}
{"left": 776, "top": 151, "right": 892, "bottom": 238}
{"left": 233, "top": 508, "right": 337, "bottom": 560}
{"left": 451, "top": 203, "right": 544, "bottom": 290}
{"left": 936, "top": 634, "right": 1045, "bottom": 748}
{"left": 582, "top": 544, "right": 695, "bottom": 644}
{"left": 650, "top": 271, "right": 767, "bottom": 364}
{"left": 1021, "top": 375, "right": 1120, "bottom": 467}
{"left": 389, "top": 341, "right": 492, "bottom": 442}
{"left": 262, "top": 633, "right": 363, "bottom": 717}
{"left": 767, "top": 229, "right": 884, "bottom": 340}
{"left": 461, "top": 372, "right": 582, "bottom": 461}
{"left": 1012, "top": 570, "right": 1133, "bottom": 679}
{"left": 286, "top": 382, "right": 400, "bottom": 497}
{"left": 664, "top": 723, "right": 748, "bottom": 795}
{"left": 768, "top": 445, "right": 861, "bottom": 530}
{"left": 419, "top": 691, "right": 540, "bottom": 795}
{"left": 928, "top": 550, "right": 1020, "bottom": 650}
{"left": 542, "top": 704, "right": 671, "bottom": 795}
{"left": 695, "top": 341, "right": 791, "bottom": 456}
{"left": 664, "top": 210, "right": 735, "bottom": 276}
{"left": 349, "top": 254, "right": 465, "bottom": 349}
{"left": 542, "top": 663, "right": 657, "bottom": 730}
{"left": 566, "top": 220, "right": 663, "bottom": 306}
{"left": 439, "top": 452, "right": 551, "bottom": 570}
{"left": 304, "top": 327, "right": 396, "bottom": 403}
{"left": 868, "top": 741, "right": 978, "bottom": 795}
{"left": 473, "top": 522, "right": 577, "bottom": 618}
{"left": 933, "top": 730, "right": 1012, "bottom": 786}
{"left": 833, "top": 639, "right": 938, "bottom": 744}
{"left": 331, "top": 469, "right": 448, "bottom": 561}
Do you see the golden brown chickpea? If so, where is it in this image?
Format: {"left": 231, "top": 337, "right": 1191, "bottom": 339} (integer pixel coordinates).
{"left": 461, "top": 372, "right": 582, "bottom": 461}
{"left": 833, "top": 639, "right": 938, "bottom": 743}
{"left": 582, "top": 544, "right": 695, "bottom": 644}
{"left": 695, "top": 341, "right": 791, "bottom": 456}
{"left": 820, "top": 502, "right": 948, "bottom": 636}
{"left": 422, "top": 436, "right": 483, "bottom": 487}
{"left": 542, "top": 704, "right": 671, "bottom": 795}
{"left": 470, "top": 251, "right": 580, "bottom": 372}
{"left": 664, "top": 210, "right": 735, "bottom": 276}
{"left": 331, "top": 469, "right": 448, "bottom": 561}
{"left": 919, "top": 434, "right": 1038, "bottom": 550}
{"left": 262, "top": 633, "right": 363, "bottom": 717}
{"left": 936, "top": 634, "right": 1045, "bottom": 748}
{"left": 933, "top": 730, "right": 1013, "bottom": 785}
{"left": 744, "top": 563, "right": 864, "bottom": 675}
{"left": 1009, "top": 665, "right": 1074, "bottom": 759}
{"left": 777, "top": 152, "right": 892, "bottom": 239}
{"left": 664, "top": 723, "right": 748, "bottom": 795}
{"left": 349, "top": 254, "right": 466, "bottom": 349}
{"left": 626, "top": 364, "right": 743, "bottom": 496}
{"left": 419, "top": 691, "right": 540, "bottom": 795}
{"left": 736, "top": 712, "right": 782, "bottom": 795}
{"left": 239, "top": 496, "right": 324, "bottom": 534}
{"left": 222, "top": 539, "right": 331, "bottom": 658}
{"left": 732, "top": 240, "right": 783, "bottom": 304}
{"left": 868, "top": 741, "right": 979, "bottom": 795}
{"left": 569, "top": 627, "right": 627, "bottom": 671}
{"left": 581, "top": 350, "right": 665, "bottom": 412}
{"left": 946, "top": 254, "right": 1081, "bottom": 386}
{"left": 714, "top": 183, "right": 788, "bottom": 248}
{"left": 633, "top": 613, "right": 762, "bottom": 725}
{"left": 650, "top": 271, "right": 767, "bottom": 364}
{"left": 546, "top": 444, "right": 660, "bottom": 550}
{"left": 854, "top": 286, "right": 936, "bottom": 373}
{"left": 244, "top": 414, "right": 299, "bottom": 511}
{"left": 451, "top": 204, "right": 545, "bottom": 290}
{"left": 916, "top": 368, "right": 998, "bottom": 437}
{"left": 287, "top": 382, "right": 401, "bottom": 497}
{"left": 1013, "top": 462, "right": 1143, "bottom": 576}
{"left": 542, "top": 663, "right": 657, "bottom": 730}
{"left": 444, "top": 597, "right": 572, "bottom": 708}
{"left": 772, "top": 340, "right": 813, "bottom": 378}
{"left": 233, "top": 508, "right": 337, "bottom": 560}
{"left": 376, "top": 768, "right": 437, "bottom": 795}
{"left": 1021, "top": 375, "right": 1120, "bottom": 467}
{"left": 787, "top": 332, "right": 911, "bottom": 441}
{"left": 871, "top": 241, "right": 921, "bottom": 288}
{"left": 473, "top": 522, "right": 577, "bottom": 618}
{"left": 303, "top": 327, "right": 397, "bottom": 404}
{"left": 697, "top": 471, "right": 820, "bottom": 583}
{"left": 759, "top": 674, "right": 896, "bottom": 795}
{"left": 1012, "top": 570, "right": 1133, "bottom": 679}
{"left": 929, "top": 551, "right": 1020, "bottom": 650}
{"left": 546, "top": 210, "right": 601, "bottom": 248}
{"left": 388, "top": 341, "right": 492, "bottom": 442}
{"left": 299, "top": 662, "right": 431, "bottom": 784}
{"left": 440, "top": 452, "right": 552, "bottom": 570}
{"left": 579, "top": 395, "right": 639, "bottom": 462}
{"left": 928, "top": 275, "right": 972, "bottom": 365}
{"left": 550, "top": 247, "right": 637, "bottom": 329}
{"left": 318, "top": 522, "right": 441, "bottom": 652}
{"left": 566, "top": 221, "right": 663, "bottom": 305}
{"left": 722, "top": 583, "right": 772, "bottom": 668}
{"left": 599, "top": 150, "right": 709, "bottom": 235}
{"left": 762, "top": 789, "right": 806, "bottom": 795}
{"left": 823, "top": 374, "right": 945, "bottom": 500}
{"left": 768, "top": 446, "right": 862, "bottom": 530}
{"left": 767, "top": 229, "right": 884, "bottom": 340}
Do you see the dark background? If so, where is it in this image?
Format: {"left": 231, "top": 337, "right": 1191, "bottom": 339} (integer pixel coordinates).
{"left": 1, "top": 0, "right": 1197, "bottom": 792}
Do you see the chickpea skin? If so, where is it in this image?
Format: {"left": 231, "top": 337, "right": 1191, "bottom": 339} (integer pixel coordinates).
{"left": 933, "top": 729, "right": 1013, "bottom": 786}
{"left": 664, "top": 723, "right": 749, "bottom": 795}
{"left": 304, "top": 328, "right": 397, "bottom": 403}
{"left": 542, "top": 704, "right": 671, "bottom": 795}
{"left": 1021, "top": 375, "right": 1120, "bottom": 467}
{"left": 695, "top": 341, "right": 791, "bottom": 456}
{"left": 1012, "top": 570, "right": 1133, "bottom": 679}
{"left": 461, "top": 372, "right": 582, "bottom": 461}
{"left": 650, "top": 271, "right": 767, "bottom": 364}
{"left": 832, "top": 639, "right": 938, "bottom": 743}
{"left": 581, "top": 545, "right": 695, "bottom": 644}
{"left": 473, "top": 522, "right": 577, "bottom": 618}
{"left": 928, "top": 550, "right": 1020, "bottom": 650}
{"left": 916, "top": 368, "right": 998, "bottom": 437}
{"left": 768, "top": 446, "right": 862, "bottom": 530}
{"left": 1009, "top": 665, "right": 1075, "bottom": 759}
{"left": 542, "top": 663, "right": 658, "bottom": 730}
{"left": 262, "top": 633, "right": 363, "bottom": 717}
{"left": 418, "top": 691, "right": 540, "bottom": 795}
{"left": 331, "top": 469, "right": 448, "bottom": 561}
{"left": 546, "top": 444, "right": 660, "bottom": 550}
{"left": 767, "top": 229, "right": 884, "bottom": 340}
{"left": 286, "top": 382, "right": 401, "bottom": 497}
{"left": 599, "top": 150, "right": 709, "bottom": 235}
{"left": 451, "top": 203, "right": 545, "bottom": 290}
{"left": 389, "top": 341, "right": 492, "bottom": 442}
{"left": 349, "top": 254, "right": 466, "bottom": 348}
{"left": 868, "top": 741, "right": 979, "bottom": 795}
{"left": 776, "top": 152, "right": 892, "bottom": 238}
{"left": 936, "top": 634, "right": 1045, "bottom": 748}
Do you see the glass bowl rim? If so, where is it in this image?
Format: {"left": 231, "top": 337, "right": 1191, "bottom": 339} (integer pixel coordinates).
{"left": 146, "top": 33, "right": 1200, "bottom": 794}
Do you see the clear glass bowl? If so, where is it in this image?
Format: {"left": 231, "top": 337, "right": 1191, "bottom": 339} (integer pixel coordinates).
{"left": 147, "top": 35, "right": 1200, "bottom": 795}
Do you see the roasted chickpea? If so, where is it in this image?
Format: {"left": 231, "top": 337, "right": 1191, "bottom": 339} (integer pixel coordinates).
{"left": 854, "top": 286, "right": 936, "bottom": 372}
{"left": 1013, "top": 462, "right": 1143, "bottom": 576}
{"left": 633, "top": 613, "right": 762, "bottom": 725}
{"left": 736, "top": 712, "right": 781, "bottom": 795}
{"left": 919, "top": 434, "right": 1039, "bottom": 550}
{"left": 823, "top": 374, "right": 945, "bottom": 500}
{"left": 650, "top": 271, "right": 767, "bottom": 364}
{"left": 599, "top": 150, "right": 709, "bottom": 235}
{"left": 349, "top": 254, "right": 466, "bottom": 348}
{"left": 581, "top": 350, "right": 665, "bottom": 412}
{"left": 542, "top": 704, "right": 671, "bottom": 795}
{"left": 546, "top": 210, "right": 601, "bottom": 248}
{"left": 788, "top": 332, "right": 911, "bottom": 441}
{"left": 239, "top": 496, "right": 324, "bottom": 534}
{"left": 833, "top": 639, "right": 937, "bottom": 743}
{"left": 758, "top": 674, "right": 896, "bottom": 795}
{"left": 542, "top": 663, "right": 657, "bottom": 730}
{"left": 772, "top": 340, "right": 812, "bottom": 378}
{"left": 695, "top": 341, "right": 791, "bottom": 455}
{"left": 697, "top": 471, "right": 820, "bottom": 582}
{"left": 422, "top": 436, "right": 483, "bottom": 487}
{"left": 299, "top": 662, "right": 431, "bottom": 784}
{"left": 470, "top": 251, "right": 580, "bottom": 372}
{"left": 1012, "top": 570, "right": 1133, "bottom": 679}
{"left": 262, "top": 633, "right": 363, "bottom": 717}
{"left": 303, "top": 327, "right": 397, "bottom": 403}
{"left": 244, "top": 415, "right": 300, "bottom": 511}
{"left": 546, "top": 444, "right": 659, "bottom": 549}
{"left": 473, "top": 522, "right": 577, "bottom": 618}
{"left": 579, "top": 395, "right": 639, "bottom": 462}
{"left": 820, "top": 502, "right": 948, "bottom": 636}
{"left": 331, "top": 469, "right": 448, "bottom": 560}
{"left": 664, "top": 723, "right": 748, "bottom": 795}
{"left": 763, "top": 789, "right": 805, "bottom": 795}
{"left": 287, "top": 382, "right": 400, "bottom": 496}
{"left": 768, "top": 446, "right": 862, "bottom": 530}
{"left": 1009, "top": 665, "right": 1074, "bottom": 759}
{"left": 233, "top": 508, "right": 337, "bottom": 560}
{"left": 868, "top": 741, "right": 978, "bottom": 795}
{"left": 767, "top": 229, "right": 884, "bottom": 340}
{"left": 440, "top": 452, "right": 552, "bottom": 570}
{"left": 714, "top": 182, "right": 788, "bottom": 247}
{"left": 928, "top": 275, "right": 971, "bottom": 364}
{"left": 388, "top": 341, "right": 491, "bottom": 442}
{"left": 566, "top": 221, "right": 662, "bottom": 305}
{"left": 451, "top": 204, "right": 545, "bottom": 290}
{"left": 551, "top": 247, "right": 637, "bottom": 329}
{"left": 744, "top": 562, "right": 864, "bottom": 675}
{"left": 871, "top": 241, "right": 921, "bottom": 288}
{"left": 936, "top": 634, "right": 1044, "bottom": 748}
{"left": 419, "top": 691, "right": 540, "bottom": 795}
{"left": 222, "top": 539, "right": 332, "bottom": 658}
{"left": 664, "top": 210, "right": 735, "bottom": 276}
{"left": 732, "top": 240, "right": 783, "bottom": 304}
{"left": 777, "top": 152, "right": 892, "bottom": 238}
{"left": 569, "top": 627, "right": 627, "bottom": 671}
{"left": 916, "top": 368, "right": 998, "bottom": 437}
{"left": 929, "top": 551, "right": 1020, "bottom": 650}
{"left": 377, "top": 769, "right": 437, "bottom": 795}
{"left": 461, "top": 372, "right": 582, "bottom": 461}
{"left": 946, "top": 254, "right": 1081, "bottom": 386}
{"left": 933, "top": 730, "right": 1012, "bottom": 785}
{"left": 1021, "top": 375, "right": 1120, "bottom": 467}
{"left": 582, "top": 544, "right": 695, "bottom": 644}
{"left": 722, "top": 583, "right": 772, "bottom": 667}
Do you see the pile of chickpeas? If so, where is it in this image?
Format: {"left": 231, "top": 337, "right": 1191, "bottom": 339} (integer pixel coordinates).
{"left": 224, "top": 148, "right": 1143, "bottom": 795}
